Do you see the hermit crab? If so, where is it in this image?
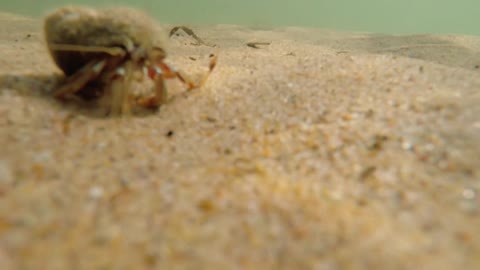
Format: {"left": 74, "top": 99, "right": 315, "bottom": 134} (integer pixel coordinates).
{"left": 44, "top": 6, "right": 216, "bottom": 114}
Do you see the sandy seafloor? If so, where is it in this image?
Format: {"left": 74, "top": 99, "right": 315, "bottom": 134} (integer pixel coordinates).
{"left": 0, "top": 10, "right": 479, "bottom": 270}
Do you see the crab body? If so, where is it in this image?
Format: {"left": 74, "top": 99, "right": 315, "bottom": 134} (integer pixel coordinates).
{"left": 44, "top": 6, "right": 216, "bottom": 113}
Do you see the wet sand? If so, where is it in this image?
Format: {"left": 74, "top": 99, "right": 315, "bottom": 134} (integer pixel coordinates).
{"left": 0, "top": 11, "right": 479, "bottom": 270}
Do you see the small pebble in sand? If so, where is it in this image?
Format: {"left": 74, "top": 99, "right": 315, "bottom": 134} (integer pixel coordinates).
{"left": 246, "top": 41, "right": 271, "bottom": 49}
{"left": 462, "top": 188, "right": 476, "bottom": 200}
{"left": 89, "top": 186, "right": 104, "bottom": 199}
{"left": 32, "top": 151, "right": 53, "bottom": 163}
{"left": 0, "top": 160, "right": 14, "bottom": 185}
{"left": 169, "top": 25, "right": 213, "bottom": 47}
{"left": 401, "top": 140, "right": 414, "bottom": 151}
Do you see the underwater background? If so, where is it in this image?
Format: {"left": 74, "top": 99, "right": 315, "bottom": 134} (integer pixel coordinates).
{"left": 1, "top": 0, "right": 479, "bottom": 36}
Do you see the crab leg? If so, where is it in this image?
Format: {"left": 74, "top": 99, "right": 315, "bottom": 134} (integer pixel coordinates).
{"left": 154, "top": 54, "right": 217, "bottom": 90}
{"left": 137, "top": 72, "right": 167, "bottom": 109}
{"left": 199, "top": 54, "right": 218, "bottom": 88}
{"left": 135, "top": 55, "right": 217, "bottom": 109}
{"left": 108, "top": 69, "right": 131, "bottom": 115}
{"left": 153, "top": 76, "right": 168, "bottom": 105}
{"left": 54, "top": 59, "right": 108, "bottom": 99}
{"left": 100, "top": 61, "right": 137, "bottom": 115}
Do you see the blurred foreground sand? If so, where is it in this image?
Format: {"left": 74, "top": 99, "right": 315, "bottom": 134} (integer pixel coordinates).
{"left": 0, "top": 11, "right": 479, "bottom": 270}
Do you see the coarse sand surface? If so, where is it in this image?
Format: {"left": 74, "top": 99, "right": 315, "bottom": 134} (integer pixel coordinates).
{"left": 0, "top": 10, "right": 479, "bottom": 270}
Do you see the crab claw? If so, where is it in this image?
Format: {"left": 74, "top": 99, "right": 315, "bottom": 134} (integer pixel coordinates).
{"left": 137, "top": 67, "right": 167, "bottom": 109}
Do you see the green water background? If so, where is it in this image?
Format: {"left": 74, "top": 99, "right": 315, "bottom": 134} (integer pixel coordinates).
{"left": 1, "top": 0, "right": 479, "bottom": 36}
